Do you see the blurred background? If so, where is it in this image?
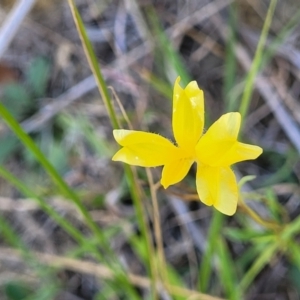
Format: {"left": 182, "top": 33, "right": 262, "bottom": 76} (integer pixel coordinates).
{"left": 0, "top": 0, "right": 300, "bottom": 299}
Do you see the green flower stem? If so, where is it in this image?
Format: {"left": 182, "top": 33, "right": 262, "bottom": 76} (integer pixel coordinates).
{"left": 66, "top": 1, "right": 157, "bottom": 297}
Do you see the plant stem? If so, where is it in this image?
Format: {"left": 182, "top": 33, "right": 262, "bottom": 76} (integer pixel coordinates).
{"left": 238, "top": 198, "right": 281, "bottom": 231}
{"left": 146, "top": 168, "right": 168, "bottom": 287}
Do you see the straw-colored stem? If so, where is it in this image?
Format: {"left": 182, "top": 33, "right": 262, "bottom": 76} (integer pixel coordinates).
{"left": 238, "top": 198, "right": 281, "bottom": 231}
{"left": 146, "top": 168, "right": 168, "bottom": 287}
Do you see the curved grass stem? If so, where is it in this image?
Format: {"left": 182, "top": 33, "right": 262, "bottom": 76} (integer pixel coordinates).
{"left": 238, "top": 198, "right": 281, "bottom": 232}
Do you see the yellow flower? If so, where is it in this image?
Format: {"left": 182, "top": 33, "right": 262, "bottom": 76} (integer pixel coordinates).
{"left": 112, "top": 77, "right": 262, "bottom": 215}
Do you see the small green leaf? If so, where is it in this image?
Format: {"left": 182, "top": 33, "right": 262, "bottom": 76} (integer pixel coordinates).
{"left": 238, "top": 175, "right": 256, "bottom": 188}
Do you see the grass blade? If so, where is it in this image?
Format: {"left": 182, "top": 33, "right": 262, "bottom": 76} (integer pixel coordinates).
{"left": 216, "top": 238, "right": 241, "bottom": 300}
{"left": 198, "top": 211, "right": 224, "bottom": 292}
{"left": 239, "top": 0, "right": 277, "bottom": 123}
{"left": 238, "top": 242, "right": 277, "bottom": 292}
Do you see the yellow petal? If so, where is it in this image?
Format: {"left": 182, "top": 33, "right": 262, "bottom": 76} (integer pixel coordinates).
{"left": 196, "top": 113, "right": 263, "bottom": 166}
{"left": 196, "top": 165, "right": 238, "bottom": 216}
{"left": 216, "top": 142, "right": 263, "bottom": 166}
{"left": 112, "top": 129, "right": 180, "bottom": 167}
{"left": 161, "top": 158, "right": 194, "bottom": 188}
{"left": 195, "top": 112, "right": 241, "bottom": 166}
{"left": 172, "top": 77, "right": 204, "bottom": 152}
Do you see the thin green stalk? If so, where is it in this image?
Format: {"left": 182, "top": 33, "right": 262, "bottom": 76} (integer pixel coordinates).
{"left": 229, "top": 6, "right": 300, "bottom": 115}
{"left": 66, "top": 1, "right": 157, "bottom": 297}
{"left": 257, "top": 7, "right": 300, "bottom": 77}
{"left": 239, "top": 0, "right": 277, "bottom": 123}
{"left": 67, "top": 0, "right": 118, "bottom": 130}
{"left": 198, "top": 210, "right": 224, "bottom": 292}
{"left": 147, "top": 6, "right": 191, "bottom": 86}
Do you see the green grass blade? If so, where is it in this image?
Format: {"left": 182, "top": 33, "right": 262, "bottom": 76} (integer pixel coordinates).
{"left": 239, "top": 0, "right": 277, "bottom": 123}
{"left": 67, "top": 0, "right": 119, "bottom": 130}
{"left": 281, "top": 213, "right": 300, "bottom": 241}
{"left": 257, "top": 7, "right": 300, "bottom": 77}
{"left": 0, "top": 163, "right": 141, "bottom": 299}
{"left": 0, "top": 164, "right": 126, "bottom": 289}
{"left": 0, "top": 102, "right": 110, "bottom": 252}
{"left": 0, "top": 165, "right": 89, "bottom": 248}
{"left": 0, "top": 105, "right": 144, "bottom": 299}
{"left": 198, "top": 210, "right": 224, "bottom": 292}
{"left": 140, "top": 69, "right": 173, "bottom": 99}
{"left": 287, "top": 241, "right": 300, "bottom": 268}
{"left": 238, "top": 242, "right": 278, "bottom": 292}
{"left": 216, "top": 238, "right": 241, "bottom": 300}
{"left": 147, "top": 6, "right": 191, "bottom": 86}
{"left": 0, "top": 214, "right": 27, "bottom": 250}
{"left": 227, "top": 5, "right": 300, "bottom": 114}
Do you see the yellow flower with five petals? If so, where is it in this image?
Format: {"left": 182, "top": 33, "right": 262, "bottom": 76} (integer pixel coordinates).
{"left": 112, "top": 77, "right": 262, "bottom": 215}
